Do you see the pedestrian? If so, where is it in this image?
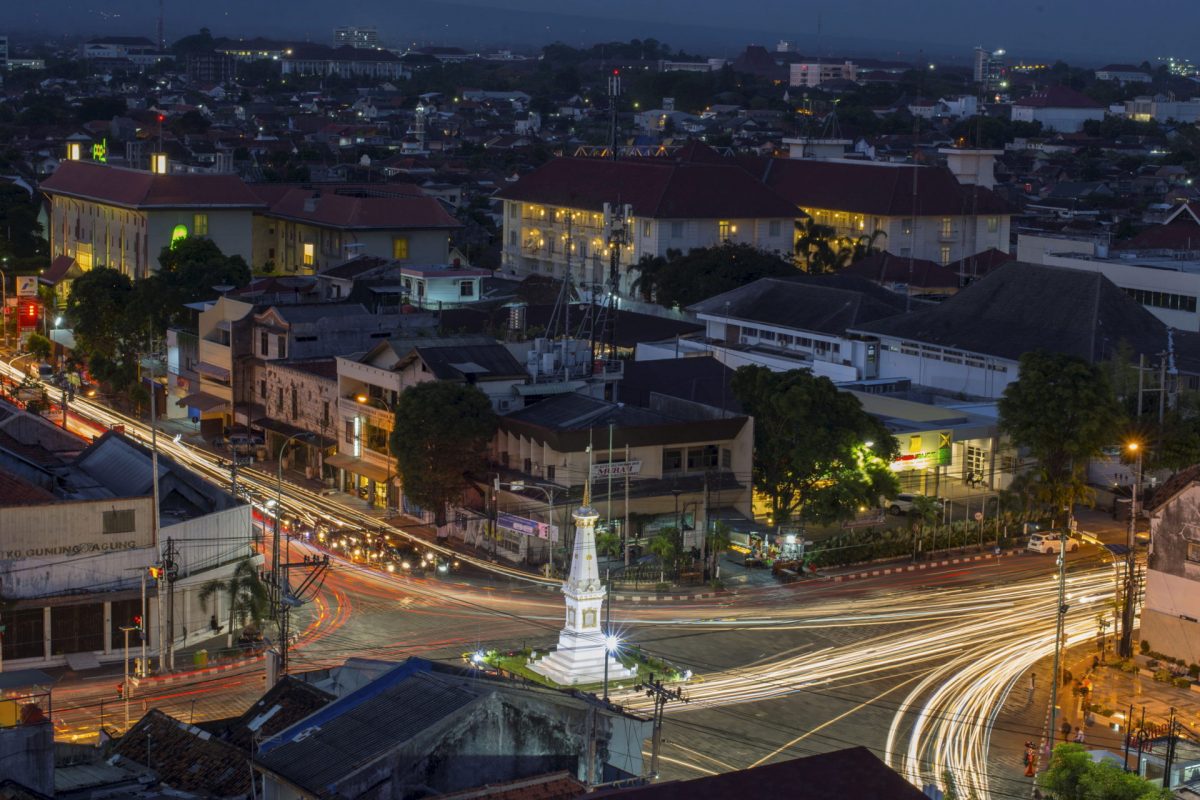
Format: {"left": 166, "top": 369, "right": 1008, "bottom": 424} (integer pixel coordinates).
{"left": 1074, "top": 727, "right": 1085, "bottom": 743}
{"left": 1024, "top": 746, "right": 1038, "bottom": 778}
{"left": 1093, "top": 654, "right": 1100, "bottom": 669}
{"left": 1061, "top": 720, "right": 1072, "bottom": 741}
{"left": 1029, "top": 672, "right": 1036, "bottom": 691}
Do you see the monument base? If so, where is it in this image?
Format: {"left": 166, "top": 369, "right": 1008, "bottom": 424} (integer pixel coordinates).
{"left": 531, "top": 630, "right": 637, "bottom": 687}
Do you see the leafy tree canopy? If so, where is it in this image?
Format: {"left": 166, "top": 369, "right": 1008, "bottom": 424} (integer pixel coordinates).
{"left": 998, "top": 351, "right": 1122, "bottom": 519}
{"left": 391, "top": 381, "right": 498, "bottom": 525}
{"left": 633, "top": 243, "right": 797, "bottom": 308}
{"left": 1039, "top": 743, "right": 1170, "bottom": 800}
{"left": 156, "top": 237, "right": 251, "bottom": 326}
{"left": 731, "top": 366, "right": 899, "bottom": 525}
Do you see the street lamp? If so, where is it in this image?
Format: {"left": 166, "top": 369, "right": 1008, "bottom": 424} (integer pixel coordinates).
{"left": 1119, "top": 442, "right": 1143, "bottom": 658}
{"left": 357, "top": 394, "right": 395, "bottom": 510}
{"left": 603, "top": 633, "right": 621, "bottom": 701}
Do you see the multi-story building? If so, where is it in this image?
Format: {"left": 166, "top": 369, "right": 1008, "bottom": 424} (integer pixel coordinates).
{"left": 0, "top": 414, "right": 251, "bottom": 670}
{"left": 250, "top": 185, "right": 459, "bottom": 274}
{"left": 972, "top": 47, "right": 1005, "bottom": 90}
{"left": 255, "top": 357, "right": 339, "bottom": 477}
{"left": 0, "top": 35, "right": 8, "bottom": 70}
{"left": 333, "top": 336, "right": 528, "bottom": 508}
{"left": 1124, "top": 95, "right": 1200, "bottom": 124}
{"left": 1094, "top": 64, "right": 1152, "bottom": 83}
{"left": 182, "top": 295, "right": 255, "bottom": 438}
{"left": 80, "top": 36, "right": 166, "bottom": 67}
{"left": 333, "top": 26, "right": 379, "bottom": 49}
{"left": 496, "top": 146, "right": 798, "bottom": 295}
{"left": 1011, "top": 86, "right": 1105, "bottom": 132}
{"left": 1142, "top": 466, "right": 1200, "bottom": 665}
{"left": 281, "top": 45, "right": 406, "bottom": 79}
{"left": 789, "top": 60, "right": 857, "bottom": 88}
{"left": 761, "top": 148, "right": 1012, "bottom": 266}
{"left": 40, "top": 160, "right": 263, "bottom": 280}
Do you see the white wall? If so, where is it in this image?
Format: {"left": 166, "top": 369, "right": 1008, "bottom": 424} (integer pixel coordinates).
{"left": 875, "top": 341, "right": 1018, "bottom": 399}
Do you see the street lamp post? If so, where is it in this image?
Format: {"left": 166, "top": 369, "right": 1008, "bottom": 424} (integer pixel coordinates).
{"left": 496, "top": 479, "right": 558, "bottom": 572}
{"left": 603, "top": 633, "right": 620, "bottom": 701}
{"left": 0, "top": 260, "right": 8, "bottom": 349}
{"left": 1120, "top": 442, "right": 1143, "bottom": 659}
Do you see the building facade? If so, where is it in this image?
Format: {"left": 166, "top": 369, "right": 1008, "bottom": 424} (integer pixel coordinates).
{"left": 1142, "top": 469, "right": 1200, "bottom": 665}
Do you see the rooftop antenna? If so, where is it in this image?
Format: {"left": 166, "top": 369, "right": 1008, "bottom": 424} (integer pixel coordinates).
{"left": 607, "top": 69, "right": 621, "bottom": 160}
{"left": 157, "top": 0, "right": 165, "bottom": 51}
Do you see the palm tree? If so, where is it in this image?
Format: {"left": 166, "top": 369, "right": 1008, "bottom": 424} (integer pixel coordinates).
{"left": 199, "top": 558, "right": 270, "bottom": 649}
{"left": 596, "top": 529, "right": 622, "bottom": 560}
{"left": 647, "top": 528, "right": 678, "bottom": 584}
{"left": 705, "top": 521, "right": 732, "bottom": 579}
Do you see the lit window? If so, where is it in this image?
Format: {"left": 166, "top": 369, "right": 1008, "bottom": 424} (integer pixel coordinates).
{"left": 302, "top": 242, "right": 314, "bottom": 266}
{"left": 940, "top": 246, "right": 951, "bottom": 265}
{"left": 987, "top": 216, "right": 999, "bottom": 233}
{"left": 392, "top": 236, "right": 409, "bottom": 260}
{"left": 901, "top": 219, "right": 913, "bottom": 235}
{"left": 718, "top": 220, "right": 731, "bottom": 240}
{"left": 940, "top": 218, "right": 953, "bottom": 237}
{"left": 193, "top": 213, "right": 209, "bottom": 236}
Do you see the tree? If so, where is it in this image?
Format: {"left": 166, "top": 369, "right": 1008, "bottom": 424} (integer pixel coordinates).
{"left": 391, "top": 382, "right": 498, "bottom": 526}
{"left": 198, "top": 558, "right": 269, "bottom": 649}
{"left": 909, "top": 494, "right": 940, "bottom": 556}
{"left": 731, "top": 366, "right": 899, "bottom": 526}
{"left": 156, "top": 238, "right": 251, "bottom": 326}
{"left": 705, "top": 520, "right": 731, "bottom": 578}
{"left": 638, "top": 244, "right": 797, "bottom": 309}
{"left": 647, "top": 529, "right": 678, "bottom": 583}
{"left": 67, "top": 267, "right": 137, "bottom": 364}
{"left": 999, "top": 352, "right": 1122, "bottom": 524}
{"left": 1039, "top": 743, "right": 1170, "bottom": 800}
{"left": 795, "top": 219, "right": 884, "bottom": 273}
{"left": 25, "top": 333, "right": 52, "bottom": 363}
{"left": 596, "top": 529, "right": 621, "bottom": 559}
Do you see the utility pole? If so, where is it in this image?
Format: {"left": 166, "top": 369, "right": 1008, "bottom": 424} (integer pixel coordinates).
{"left": 623, "top": 443, "right": 631, "bottom": 568}
{"left": 606, "top": 422, "right": 614, "bottom": 530}
{"left": 1120, "top": 444, "right": 1142, "bottom": 658}
{"left": 1164, "top": 707, "right": 1179, "bottom": 788}
{"left": 120, "top": 625, "right": 136, "bottom": 731}
{"left": 1048, "top": 526, "right": 1070, "bottom": 764}
{"left": 140, "top": 571, "right": 147, "bottom": 677}
{"left": 701, "top": 473, "right": 710, "bottom": 580}
{"left": 640, "top": 673, "right": 686, "bottom": 778}
{"left": 163, "top": 538, "right": 178, "bottom": 671}
{"left": 147, "top": 343, "right": 161, "bottom": 667}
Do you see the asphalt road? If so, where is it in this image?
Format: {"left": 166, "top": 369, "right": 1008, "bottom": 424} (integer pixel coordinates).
{"left": 3, "top": 354, "right": 1125, "bottom": 799}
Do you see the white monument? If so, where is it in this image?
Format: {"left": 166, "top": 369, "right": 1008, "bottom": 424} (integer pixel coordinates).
{"left": 531, "top": 482, "right": 635, "bottom": 686}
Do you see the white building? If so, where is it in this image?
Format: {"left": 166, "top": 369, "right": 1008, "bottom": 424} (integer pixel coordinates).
{"left": 1094, "top": 64, "right": 1152, "bottom": 83}
{"left": 1011, "top": 85, "right": 1106, "bottom": 132}
{"left": 1142, "top": 466, "right": 1200, "bottom": 664}
{"left": 1124, "top": 95, "right": 1200, "bottom": 123}
{"left": 789, "top": 60, "right": 857, "bottom": 88}
{"left": 333, "top": 26, "right": 379, "bottom": 49}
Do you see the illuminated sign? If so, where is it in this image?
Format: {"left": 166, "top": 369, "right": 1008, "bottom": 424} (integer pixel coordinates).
{"left": 890, "top": 431, "right": 952, "bottom": 471}
{"left": 497, "top": 512, "right": 558, "bottom": 541}
{"left": 15, "top": 276, "right": 38, "bottom": 297}
{"left": 91, "top": 138, "right": 107, "bottom": 163}
{"left": 170, "top": 224, "right": 188, "bottom": 248}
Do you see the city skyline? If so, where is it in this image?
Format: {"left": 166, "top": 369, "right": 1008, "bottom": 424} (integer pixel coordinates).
{"left": 4, "top": 0, "right": 1199, "bottom": 64}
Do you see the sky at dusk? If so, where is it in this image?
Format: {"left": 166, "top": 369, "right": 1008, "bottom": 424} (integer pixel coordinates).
{"left": 6, "top": 0, "right": 1198, "bottom": 64}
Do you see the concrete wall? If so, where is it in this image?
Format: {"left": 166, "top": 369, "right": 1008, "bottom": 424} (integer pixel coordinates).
{"left": 874, "top": 339, "right": 1018, "bottom": 399}
{"left": 1039, "top": 252, "right": 1200, "bottom": 332}
{"left": 266, "top": 218, "right": 450, "bottom": 274}
{"left": 0, "top": 722, "right": 54, "bottom": 795}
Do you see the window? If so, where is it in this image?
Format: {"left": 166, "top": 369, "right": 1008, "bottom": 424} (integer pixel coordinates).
{"left": 102, "top": 509, "right": 136, "bottom": 534}
{"left": 193, "top": 213, "right": 208, "bottom": 236}
{"left": 940, "top": 217, "right": 953, "bottom": 238}
{"left": 277, "top": 387, "right": 283, "bottom": 410}
{"left": 459, "top": 281, "right": 475, "bottom": 297}
{"left": 688, "top": 445, "right": 720, "bottom": 470}
{"left": 718, "top": 220, "right": 732, "bottom": 240}
{"left": 1123, "top": 287, "right": 1197, "bottom": 313}
{"left": 508, "top": 230, "right": 517, "bottom": 246}
{"left": 642, "top": 221, "right": 652, "bottom": 238}
{"left": 277, "top": 335, "right": 287, "bottom": 359}
{"left": 663, "top": 449, "right": 683, "bottom": 473}
{"left": 344, "top": 420, "right": 354, "bottom": 444}
{"left": 1188, "top": 541, "right": 1200, "bottom": 564}
{"left": 291, "top": 388, "right": 298, "bottom": 420}
{"left": 940, "top": 246, "right": 951, "bottom": 265}
{"left": 987, "top": 216, "right": 999, "bottom": 233}
{"left": 392, "top": 236, "right": 409, "bottom": 260}
{"left": 721, "top": 448, "right": 732, "bottom": 469}
{"left": 302, "top": 242, "right": 314, "bottom": 266}
{"left": 670, "top": 221, "right": 684, "bottom": 238}
{"left": 769, "top": 220, "right": 781, "bottom": 237}
{"left": 259, "top": 380, "right": 267, "bottom": 399}
{"left": 901, "top": 219, "right": 913, "bottom": 236}
{"left": 260, "top": 331, "right": 269, "bottom": 356}
{"left": 546, "top": 465, "right": 555, "bottom": 482}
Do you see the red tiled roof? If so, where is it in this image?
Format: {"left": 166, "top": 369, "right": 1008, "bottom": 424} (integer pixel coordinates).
{"left": 761, "top": 158, "right": 1012, "bottom": 217}
{"left": 844, "top": 252, "right": 959, "bottom": 289}
{"left": 1015, "top": 85, "right": 1104, "bottom": 109}
{"left": 0, "top": 469, "right": 56, "bottom": 506}
{"left": 946, "top": 247, "right": 1016, "bottom": 278}
{"left": 1118, "top": 204, "right": 1200, "bottom": 251}
{"left": 496, "top": 153, "right": 799, "bottom": 220}
{"left": 40, "top": 160, "right": 266, "bottom": 209}
{"left": 39, "top": 255, "right": 79, "bottom": 285}
{"left": 257, "top": 186, "right": 459, "bottom": 230}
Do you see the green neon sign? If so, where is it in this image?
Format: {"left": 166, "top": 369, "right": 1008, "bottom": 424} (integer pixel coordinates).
{"left": 170, "top": 224, "right": 189, "bottom": 248}
{"left": 92, "top": 138, "right": 107, "bottom": 163}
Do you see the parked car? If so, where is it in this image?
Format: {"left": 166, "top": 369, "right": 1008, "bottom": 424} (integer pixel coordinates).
{"left": 882, "top": 493, "right": 944, "bottom": 515}
{"left": 1027, "top": 532, "right": 1080, "bottom": 554}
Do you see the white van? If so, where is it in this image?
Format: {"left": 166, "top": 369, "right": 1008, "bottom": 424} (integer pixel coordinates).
{"left": 1027, "top": 532, "right": 1079, "bottom": 554}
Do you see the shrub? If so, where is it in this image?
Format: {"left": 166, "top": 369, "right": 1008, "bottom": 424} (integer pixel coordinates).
{"left": 1154, "top": 668, "right": 1172, "bottom": 683}
{"left": 1140, "top": 640, "right": 1151, "bottom": 655}
{"left": 1174, "top": 677, "right": 1193, "bottom": 689}
{"left": 1189, "top": 664, "right": 1200, "bottom": 680}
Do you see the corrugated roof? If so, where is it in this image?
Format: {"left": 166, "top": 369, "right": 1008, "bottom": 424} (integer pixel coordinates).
{"left": 257, "top": 186, "right": 459, "bottom": 230}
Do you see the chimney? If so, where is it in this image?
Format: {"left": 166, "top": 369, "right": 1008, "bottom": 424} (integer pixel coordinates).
{"left": 303, "top": 190, "right": 320, "bottom": 213}
{"left": 939, "top": 148, "right": 1002, "bottom": 190}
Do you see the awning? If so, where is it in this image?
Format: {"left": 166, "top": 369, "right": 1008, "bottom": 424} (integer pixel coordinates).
{"left": 176, "top": 391, "right": 230, "bottom": 411}
{"left": 39, "top": 255, "right": 81, "bottom": 285}
{"left": 195, "top": 362, "right": 231, "bottom": 381}
{"left": 325, "top": 453, "right": 389, "bottom": 482}
{"left": 253, "top": 417, "right": 336, "bottom": 449}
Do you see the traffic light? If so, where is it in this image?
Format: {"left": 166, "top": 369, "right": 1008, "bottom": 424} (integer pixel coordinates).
{"left": 133, "top": 614, "right": 144, "bottom": 642}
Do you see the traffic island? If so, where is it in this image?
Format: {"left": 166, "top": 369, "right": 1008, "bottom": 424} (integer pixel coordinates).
{"left": 467, "top": 647, "right": 688, "bottom": 693}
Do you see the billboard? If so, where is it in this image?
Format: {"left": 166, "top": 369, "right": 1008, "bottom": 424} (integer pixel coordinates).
{"left": 15, "top": 276, "right": 38, "bottom": 297}
{"left": 591, "top": 460, "right": 641, "bottom": 479}
{"left": 497, "top": 512, "right": 558, "bottom": 541}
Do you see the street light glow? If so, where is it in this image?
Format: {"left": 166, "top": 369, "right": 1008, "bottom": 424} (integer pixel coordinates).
{"left": 356, "top": 394, "right": 368, "bottom": 403}
{"left": 604, "top": 634, "right": 620, "bottom": 653}
{"left": 1127, "top": 442, "right": 1139, "bottom": 451}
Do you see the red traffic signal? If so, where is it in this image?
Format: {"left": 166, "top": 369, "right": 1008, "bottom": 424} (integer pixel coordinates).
{"left": 132, "top": 614, "right": 142, "bottom": 630}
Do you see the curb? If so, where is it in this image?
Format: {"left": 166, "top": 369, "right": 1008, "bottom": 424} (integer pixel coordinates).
{"left": 826, "top": 549, "right": 1026, "bottom": 583}
{"left": 611, "top": 590, "right": 726, "bottom": 603}
{"left": 142, "top": 654, "right": 265, "bottom": 686}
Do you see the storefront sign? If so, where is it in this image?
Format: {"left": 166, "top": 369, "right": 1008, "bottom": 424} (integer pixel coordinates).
{"left": 591, "top": 460, "right": 641, "bottom": 479}
{"left": 890, "top": 431, "right": 952, "bottom": 472}
{"left": 497, "top": 512, "right": 557, "bottom": 541}
{"left": 15, "top": 276, "right": 37, "bottom": 298}
{"left": 1, "top": 540, "right": 139, "bottom": 560}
